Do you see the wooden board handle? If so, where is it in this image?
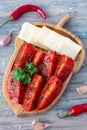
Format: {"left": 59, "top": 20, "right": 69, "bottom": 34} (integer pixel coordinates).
{"left": 56, "top": 14, "right": 72, "bottom": 28}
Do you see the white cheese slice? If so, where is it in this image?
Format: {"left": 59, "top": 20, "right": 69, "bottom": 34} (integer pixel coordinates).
{"left": 43, "top": 31, "right": 82, "bottom": 59}
{"left": 28, "top": 25, "right": 41, "bottom": 44}
{"left": 18, "top": 22, "right": 41, "bottom": 45}
{"left": 44, "top": 31, "right": 63, "bottom": 51}
{"left": 35, "top": 26, "right": 52, "bottom": 49}
{"left": 18, "top": 22, "right": 82, "bottom": 59}
{"left": 18, "top": 22, "right": 33, "bottom": 42}
{"left": 58, "top": 37, "right": 82, "bottom": 59}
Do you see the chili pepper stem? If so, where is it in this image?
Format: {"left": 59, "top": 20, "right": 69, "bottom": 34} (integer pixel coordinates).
{"left": 57, "top": 111, "right": 72, "bottom": 119}
{"left": 0, "top": 16, "right": 13, "bottom": 29}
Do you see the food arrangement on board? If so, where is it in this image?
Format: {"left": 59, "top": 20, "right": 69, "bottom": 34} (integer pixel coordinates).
{"left": 2, "top": 5, "right": 85, "bottom": 116}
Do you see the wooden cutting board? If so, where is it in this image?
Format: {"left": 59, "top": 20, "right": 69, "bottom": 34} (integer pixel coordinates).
{"left": 2, "top": 14, "right": 85, "bottom": 116}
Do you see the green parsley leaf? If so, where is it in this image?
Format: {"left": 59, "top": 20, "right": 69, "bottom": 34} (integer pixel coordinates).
{"left": 22, "top": 74, "right": 31, "bottom": 85}
{"left": 13, "top": 68, "right": 25, "bottom": 81}
{"left": 25, "top": 62, "right": 37, "bottom": 74}
{"left": 13, "top": 68, "right": 31, "bottom": 85}
{"left": 13, "top": 62, "right": 37, "bottom": 85}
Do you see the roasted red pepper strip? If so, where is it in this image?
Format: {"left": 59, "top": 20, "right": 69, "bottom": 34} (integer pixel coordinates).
{"left": 32, "top": 49, "right": 45, "bottom": 69}
{"left": 13, "top": 43, "right": 36, "bottom": 69}
{"left": 7, "top": 70, "right": 24, "bottom": 104}
{"left": 37, "top": 75, "right": 62, "bottom": 110}
{"left": 0, "top": 4, "right": 46, "bottom": 28}
{"left": 23, "top": 74, "right": 44, "bottom": 111}
{"left": 57, "top": 104, "right": 87, "bottom": 118}
{"left": 55, "top": 55, "right": 74, "bottom": 81}
{"left": 41, "top": 50, "right": 57, "bottom": 78}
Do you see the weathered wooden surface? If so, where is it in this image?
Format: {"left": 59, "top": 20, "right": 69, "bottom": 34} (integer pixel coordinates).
{"left": 0, "top": 0, "right": 87, "bottom": 130}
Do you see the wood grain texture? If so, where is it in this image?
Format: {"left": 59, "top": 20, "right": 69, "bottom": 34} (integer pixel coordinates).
{"left": 0, "top": 0, "right": 87, "bottom": 130}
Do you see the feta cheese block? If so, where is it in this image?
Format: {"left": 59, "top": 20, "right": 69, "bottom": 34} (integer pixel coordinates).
{"left": 18, "top": 22, "right": 41, "bottom": 45}
{"left": 58, "top": 37, "right": 82, "bottom": 59}
{"left": 18, "top": 22, "right": 82, "bottom": 59}
{"left": 18, "top": 22, "right": 33, "bottom": 42}
{"left": 28, "top": 25, "right": 41, "bottom": 43}
{"left": 44, "top": 31, "right": 63, "bottom": 51}
{"left": 35, "top": 26, "right": 52, "bottom": 49}
{"left": 44, "top": 31, "right": 82, "bottom": 59}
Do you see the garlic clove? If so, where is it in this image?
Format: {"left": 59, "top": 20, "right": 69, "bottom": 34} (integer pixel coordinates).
{"left": 77, "top": 86, "right": 87, "bottom": 94}
{"left": 32, "top": 120, "right": 54, "bottom": 130}
{"left": 0, "top": 31, "right": 13, "bottom": 46}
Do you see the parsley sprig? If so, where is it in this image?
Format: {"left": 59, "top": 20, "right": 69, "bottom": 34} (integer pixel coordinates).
{"left": 25, "top": 62, "right": 37, "bottom": 75}
{"left": 13, "top": 62, "right": 37, "bottom": 85}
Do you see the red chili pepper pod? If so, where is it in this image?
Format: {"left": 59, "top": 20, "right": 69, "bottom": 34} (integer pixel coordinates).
{"left": 57, "top": 104, "right": 87, "bottom": 118}
{"left": 0, "top": 4, "right": 46, "bottom": 28}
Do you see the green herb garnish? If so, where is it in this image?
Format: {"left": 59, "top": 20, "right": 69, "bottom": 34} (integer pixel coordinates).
{"left": 13, "top": 62, "right": 37, "bottom": 85}
{"left": 25, "top": 61, "right": 37, "bottom": 74}
{"left": 13, "top": 68, "right": 25, "bottom": 81}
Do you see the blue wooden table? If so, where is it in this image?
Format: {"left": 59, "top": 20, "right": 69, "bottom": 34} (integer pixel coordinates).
{"left": 0, "top": 0, "right": 87, "bottom": 130}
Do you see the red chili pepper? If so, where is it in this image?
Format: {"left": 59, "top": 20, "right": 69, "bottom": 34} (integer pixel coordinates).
{"left": 57, "top": 104, "right": 87, "bottom": 118}
{"left": 0, "top": 4, "right": 46, "bottom": 28}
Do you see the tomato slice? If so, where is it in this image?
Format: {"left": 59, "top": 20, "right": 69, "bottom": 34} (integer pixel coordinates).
{"left": 32, "top": 49, "right": 45, "bottom": 67}
{"left": 22, "top": 74, "right": 44, "bottom": 111}
{"left": 13, "top": 43, "right": 36, "bottom": 69}
{"left": 41, "top": 50, "right": 57, "bottom": 78}
{"left": 37, "top": 75, "right": 62, "bottom": 110}
{"left": 7, "top": 71, "right": 24, "bottom": 104}
{"left": 55, "top": 55, "right": 74, "bottom": 81}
